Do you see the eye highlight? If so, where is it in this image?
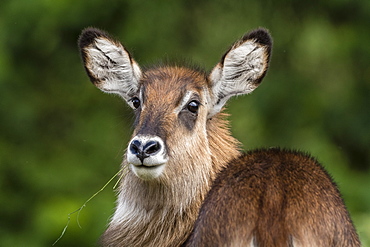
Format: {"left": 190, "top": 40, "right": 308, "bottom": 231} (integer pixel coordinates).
{"left": 187, "top": 100, "right": 200, "bottom": 113}
{"left": 130, "top": 97, "right": 141, "bottom": 109}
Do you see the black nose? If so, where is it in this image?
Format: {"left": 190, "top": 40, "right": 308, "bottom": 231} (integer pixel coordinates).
{"left": 129, "top": 140, "right": 161, "bottom": 163}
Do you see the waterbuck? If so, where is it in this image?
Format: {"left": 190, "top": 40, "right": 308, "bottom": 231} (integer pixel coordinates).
{"left": 78, "top": 27, "right": 360, "bottom": 246}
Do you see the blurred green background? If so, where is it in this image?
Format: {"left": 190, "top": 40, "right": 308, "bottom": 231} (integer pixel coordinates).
{"left": 0, "top": 0, "right": 369, "bottom": 246}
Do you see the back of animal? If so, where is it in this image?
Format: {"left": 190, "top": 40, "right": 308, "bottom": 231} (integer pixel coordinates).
{"left": 185, "top": 149, "right": 361, "bottom": 246}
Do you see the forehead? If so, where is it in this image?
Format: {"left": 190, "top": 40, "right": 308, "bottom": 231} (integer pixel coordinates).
{"left": 140, "top": 66, "right": 208, "bottom": 102}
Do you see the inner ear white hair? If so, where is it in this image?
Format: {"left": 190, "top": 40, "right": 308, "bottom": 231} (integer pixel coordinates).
{"left": 208, "top": 28, "right": 272, "bottom": 118}
{"left": 78, "top": 28, "right": 142, "bottom": 101}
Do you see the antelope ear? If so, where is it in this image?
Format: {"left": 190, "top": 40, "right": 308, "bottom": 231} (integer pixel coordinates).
{"left": 78, "top": 28, "right": 142, "bottom": 101}
{"left": 208, "top": 28, "right": 272, "bottom": 117}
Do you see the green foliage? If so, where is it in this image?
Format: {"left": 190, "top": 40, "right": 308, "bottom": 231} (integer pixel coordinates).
{"left": 0, "top": 0, "right": 369, "bottom": 245}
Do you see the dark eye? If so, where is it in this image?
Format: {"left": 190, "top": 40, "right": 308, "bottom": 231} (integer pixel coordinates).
{"left": 187, "top": 100, "right": 200, "bottom": 113}
{"left": 131, "top": 97, "right": 140, "bottom": 109}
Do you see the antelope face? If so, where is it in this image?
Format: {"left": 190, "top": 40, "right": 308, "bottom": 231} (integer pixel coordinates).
{"left": 78, "top": 28, "right": 271, "bottom": 180}
{"left": 126, "top": 67, "right": 210, "bottom": 180}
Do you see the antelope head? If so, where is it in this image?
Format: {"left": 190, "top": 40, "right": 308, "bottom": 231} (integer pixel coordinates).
{"left": 78, "top": 28, "right": 272, "bottom": 182}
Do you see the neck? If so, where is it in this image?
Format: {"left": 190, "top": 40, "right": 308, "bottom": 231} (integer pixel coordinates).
{"left": 101, "top": 112, "right": 241, "bottom": 247}
{"left": 207, "top": 112, "right": 242, "bottom": 177}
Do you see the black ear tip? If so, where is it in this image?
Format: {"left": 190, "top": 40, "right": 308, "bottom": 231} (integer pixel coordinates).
{"left": 78, "top": 27, "right": 109, "bottom": 49}
{"left": 244, "top": 28, "right": 272, "bottom": 48}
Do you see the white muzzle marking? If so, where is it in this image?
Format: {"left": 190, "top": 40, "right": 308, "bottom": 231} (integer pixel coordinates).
{"left": 127, "top": 135, "right": 168, "bottom": 180}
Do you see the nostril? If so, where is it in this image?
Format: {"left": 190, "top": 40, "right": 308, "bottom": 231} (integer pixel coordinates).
{"left": 144, "top": 141, "right": 161, "bottom": 155}
{"left": 130, "top": 140, "right": 142, "bottom": 155}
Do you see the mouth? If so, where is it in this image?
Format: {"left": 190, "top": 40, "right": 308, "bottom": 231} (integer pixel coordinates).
{"left": 129, "top": 163, "right": 166, "bottom": 180}
{"left": 133, "top": 164, "right": 163, "bottom": 169}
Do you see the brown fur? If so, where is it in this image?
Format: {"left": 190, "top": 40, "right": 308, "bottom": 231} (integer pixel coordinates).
{"left": 185, "top": 149, "right": 361, "bottom": 246}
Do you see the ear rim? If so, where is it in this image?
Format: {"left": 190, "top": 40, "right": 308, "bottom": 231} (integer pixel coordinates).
{"left": 219, "top": 28, "right": 272, "bottom": 84}
{"left": 208, "top": 28, "right": 273, "bottom": 118}
{"left": 78, "top": 27, "right": 142, "bottom": 100}
{"left": 78, "top": 28, "right": 116, "bottom": 85}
